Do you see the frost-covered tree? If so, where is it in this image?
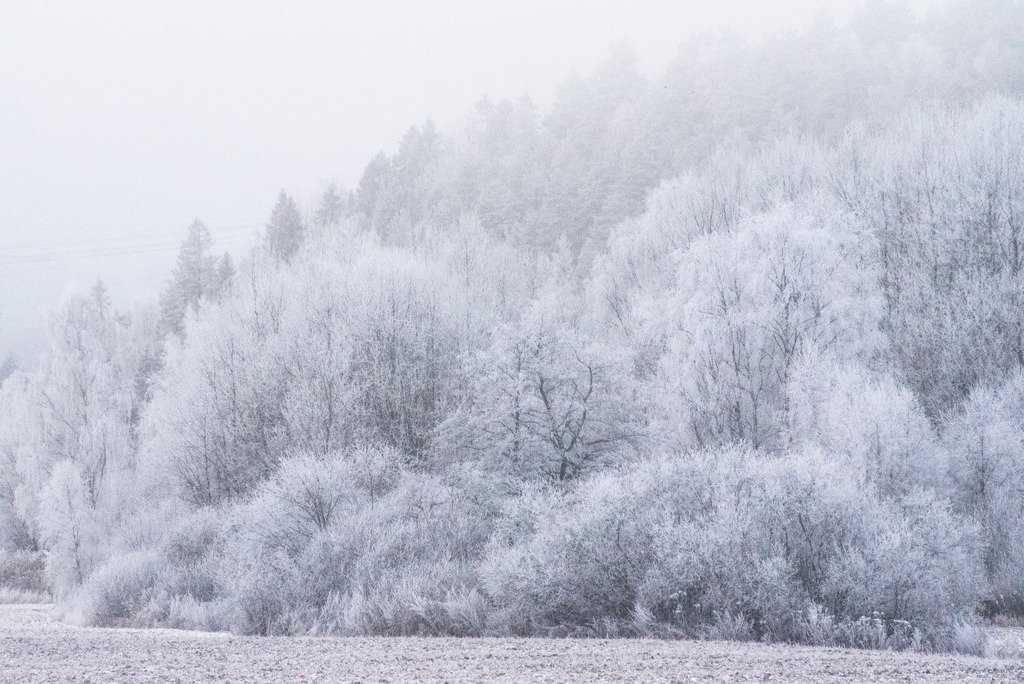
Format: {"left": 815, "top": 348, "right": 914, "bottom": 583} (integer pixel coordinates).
{"left": 458, "top": 300, "right": 643, "bottom": 482}
{"left": 145, "top": 257, "right": 291, "bottom": 505}
{"left": 159, "top": 220, "right": 230, "bottom": 337}
{"left": 0, "top": 284, "right": 159, "bottom": 592}
{"left": 0, "top": 373, "right": 36, "bottom": 551}
{"left": 313, "top": 182, "right": 352, "bottom": 231}
{"left": 944, "top": 369, "right": 1024, "bottom": 614}
{"left": 0, "top": 353, "right": 16, "bottom": 385}
{"left": 656, "top": 201, "right": 882, "bottom": 451}
{"left": 342, "top": 251, "right": 461, "bottom": 462}
{"left": 265, "top": 190, "right": 307, "bottom": 262}
{"left": 787, "top": 352, "right": 940, "bottom": 499}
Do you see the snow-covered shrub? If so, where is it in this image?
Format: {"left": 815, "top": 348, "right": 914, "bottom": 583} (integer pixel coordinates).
{"left": 937, "top": 619, "right": 992, "bottom": 657}
{"left": 306, "top": 468, "right": 500, "bottom": 636}
{"left": 824, "top": 490, "right": 984, "bottom": 638}
{"left": 320, "top": 575, "right": 488, "bottom": 637}
{"left": 704, "top": 612, "right": 756, "bottom": 642}
{"left": 68, "top": 504, "right": 230, "bottom": 629}
{"left": 101, "top": 505, "right": 230, "bottom": 626}
{"left": 226, "top": 546, "right": 306, "bottom": 635}
{"left": 0, "top": 587, "right": 48, "bottom": 604}
{"left": 483, "top": 448, "right": 982, "bottom": 647}
{"left": 156, "top": 507, "right": 226, "bottom": 604}
{"left": 480, "top": 474, "right": 657, "bottom": 635}
{"left": 212, "top": 453, "right": 500, "bottom": 636}
{"left": 638, "top": 449, "right": 830, "bottom": 641}
{"left": 216, "top": 446, "right": 404, "bottom": 634}
{"left": 0, "top": 549, "right": 48, "bottom": 595}
{"left": 237, "top": 447, "right": 401, "bottom": 558}
{"left": 161, "top": 595, "right": 229, "bottom": 632}
{"left": 646, "top": 451, "right": 979, "bottom": 646}
{"left": 70, "top": 550, "right": 163, "bottom": 626}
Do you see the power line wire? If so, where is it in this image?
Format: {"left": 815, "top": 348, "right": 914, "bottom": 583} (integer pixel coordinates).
{"left": 0, "top": 237, "right": 256, "bottom": 268}
{"left": 0, "top": 221, "right": 265, "bottom": 252}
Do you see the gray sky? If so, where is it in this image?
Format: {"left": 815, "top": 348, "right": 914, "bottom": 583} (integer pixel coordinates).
{"left": 0, "top": 0, "right": 880, "bottom": 363}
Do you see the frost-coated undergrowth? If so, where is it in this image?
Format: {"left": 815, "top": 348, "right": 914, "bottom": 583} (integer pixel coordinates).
{"left": 4, "top": 5, "right": 1024, "bottom": 655}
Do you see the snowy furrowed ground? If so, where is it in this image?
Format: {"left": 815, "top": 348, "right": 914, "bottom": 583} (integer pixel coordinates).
{"left": 2, "top": 605, "right": 1023, "bottom": 683}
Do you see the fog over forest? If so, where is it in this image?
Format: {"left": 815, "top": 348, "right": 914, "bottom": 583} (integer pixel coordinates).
{"left": 3, "top": 0, "right": 1024, "bottom": 662}
{"left": 0, "top": 0, "right": 874, "bottom": 366}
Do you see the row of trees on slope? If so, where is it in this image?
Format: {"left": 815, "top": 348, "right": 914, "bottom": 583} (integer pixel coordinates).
{"left": 353, "top": 0, "right": 1024, "bottom": 258}
{"left": 1, "top": 99, "right": 1023, "bottom": 650}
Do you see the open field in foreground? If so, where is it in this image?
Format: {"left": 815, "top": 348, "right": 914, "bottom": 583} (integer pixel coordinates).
{"left": 2, "top": 604, "right": 1023, "bottom": 683}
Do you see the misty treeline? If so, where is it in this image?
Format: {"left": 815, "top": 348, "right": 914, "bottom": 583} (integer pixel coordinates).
{"left": 3, "top": 2, "right": 1024, "bottom": 653}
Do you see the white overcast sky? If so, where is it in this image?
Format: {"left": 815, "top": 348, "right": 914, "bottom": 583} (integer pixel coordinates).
{"left": 1, "top": 0, "right": 924, "bottom": 363}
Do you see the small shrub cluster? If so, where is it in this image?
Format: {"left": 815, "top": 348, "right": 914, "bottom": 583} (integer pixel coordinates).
{"left": 0, "top": 587, "right": 49, "bottom": 604}
{"left": 0, "top": 550, "right": 49, "bottom": 601}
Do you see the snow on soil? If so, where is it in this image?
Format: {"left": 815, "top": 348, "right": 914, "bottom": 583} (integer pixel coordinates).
{"left": 2, "top": 604, "right": 1023, "bottom": 683}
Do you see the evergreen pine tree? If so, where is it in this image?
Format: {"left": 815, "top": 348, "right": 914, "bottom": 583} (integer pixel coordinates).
{"left": 159, "top": 220, "right": 218, "bottom": 336}
{"left": 266, "top": 190, "right": 306, "bottom": 262}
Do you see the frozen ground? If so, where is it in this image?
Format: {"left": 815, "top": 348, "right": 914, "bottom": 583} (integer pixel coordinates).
{"left": 2, "top": 604, "right": 1023, "bottom": 683}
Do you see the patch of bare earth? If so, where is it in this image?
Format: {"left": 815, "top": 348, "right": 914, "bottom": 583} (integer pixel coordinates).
{"left": 2, "top": 605, "right": 1023, "bottom": 683}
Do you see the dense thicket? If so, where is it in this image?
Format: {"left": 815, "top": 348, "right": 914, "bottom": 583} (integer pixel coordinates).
{"left": 3, "top": 3, "right": 1024, "bottom": 655}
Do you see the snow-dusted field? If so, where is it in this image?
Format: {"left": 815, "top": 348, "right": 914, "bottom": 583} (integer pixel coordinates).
{"left": 1, "top": 605, "right": 1023, "bottom": 683}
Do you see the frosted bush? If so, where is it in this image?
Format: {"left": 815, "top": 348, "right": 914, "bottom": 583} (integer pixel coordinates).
{"left": 939, "top": 619, "right": 992, "bottom": 657}
{"left": 71, "top": 550, "right": 163, "bottom": 627}
{"left": 824, "top": 491, "right": 984, "bottom": 636}
{"left": 705, "top": 612, "right": 756, "bottom": 642}
{"left": 0, "top": 587, "right": 48, "bottom": 604}
{"left": 484, "top": 448, "right": 983, "bottom": 648}
{"left": 203, "top": 461, "right": 501, "bottom": 636}
{"left": 0, "top": 549, "right": 48, "bottom": 595}
{"left": 480, "top": 474, "right": 657, "bottom": 634}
